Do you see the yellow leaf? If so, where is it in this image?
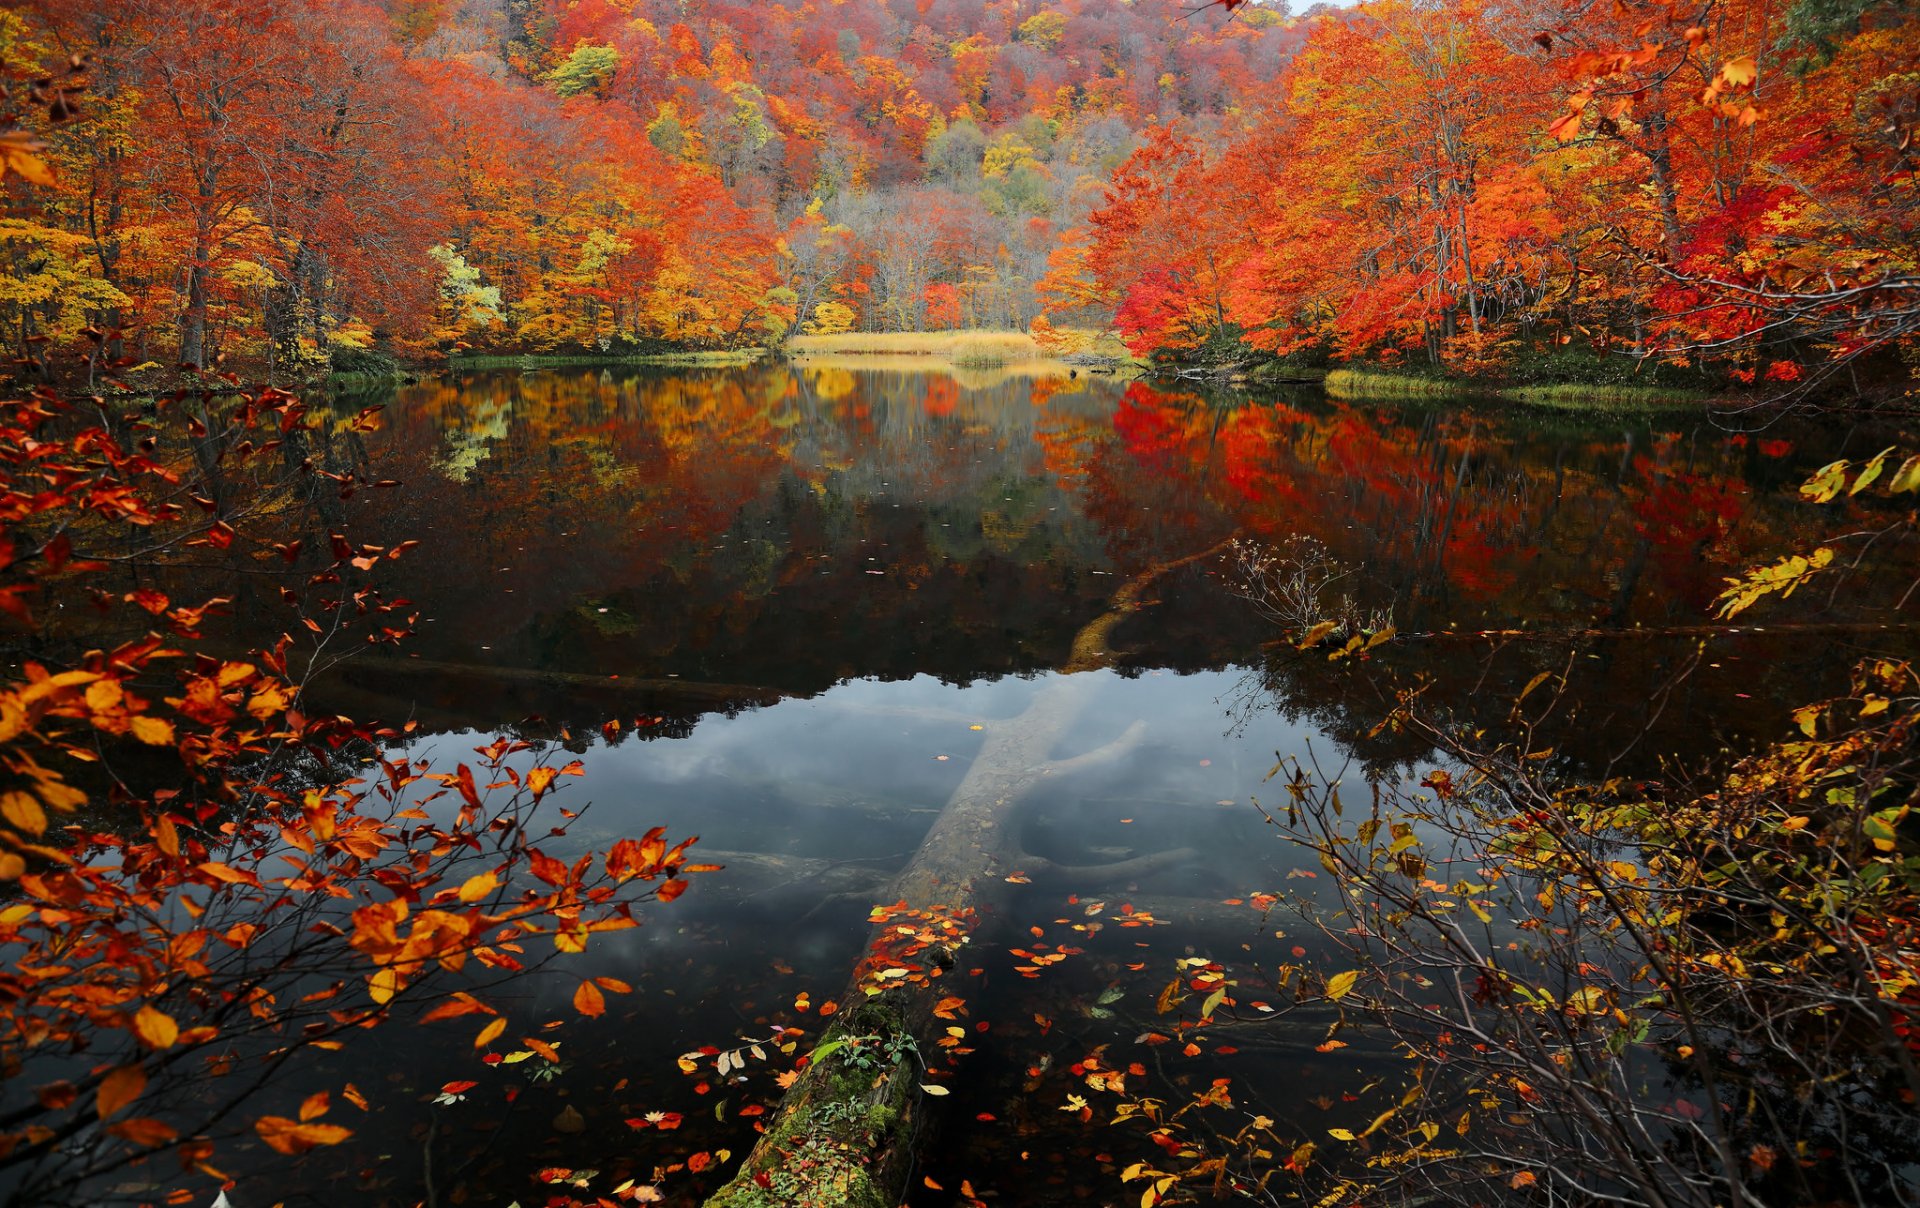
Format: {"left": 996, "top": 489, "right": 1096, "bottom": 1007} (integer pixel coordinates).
{"left": 1298, "top": 620, "right": 1337, "bottom": 649}
{"left": 1717, "top": 55, "right": 1756, "bottom": 87}
{"left": 1325, "top": 970, "right": 1360, "bottom": 1002}
{"left": 1887, "top": 454, "right": 1920, "bottom": 494}
{"left": 1, "top": 791, "right": 46, "bottom": 837}
{"left": 527, "top": 765, "right": 558, "bottom": 800}
{"left": 129, "top": 716, "right": 174, "bottom": 746}
{"left": 1327, "top": 1127, "right": 1357, "bottom": 1141}
{"left": 920, "top": 1084, "right": 951, "bottom": 1096}
{"left": 456, "top": 871, "right": 498, "bottom": 903}
{"left": 1851, "top": 447, "right": 1897, "bottom": 495}
{"left": 1800, "top": 461, "right": 1849, "bottom": 503}
{"left": 0, "top": 135, "right": 54, "bottom": 187}
{"left": 132, "top": 1005, "right": 179, "bottom": 1050}
{"left": 368, "top": 966, "right": 400, "bottom": 1005}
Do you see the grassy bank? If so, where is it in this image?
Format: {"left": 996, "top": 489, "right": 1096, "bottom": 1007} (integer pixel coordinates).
{"left": 786, "top": 330, "right": 1042, "bottom": 361}
{"left": 1323, "top": 368, "right": 1465, "bottom": 399}
{"left": 1501, "top": 381, "right": 1710, "bottom": 409}
{"left": 442, "top": 349, "right": 768, "bottom": 372}
{"left": 1325, "top": 366, "right": 1711, "bottom": 409}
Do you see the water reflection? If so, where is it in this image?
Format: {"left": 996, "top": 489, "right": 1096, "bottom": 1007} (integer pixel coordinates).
{"left": 299, "top": 364, "right": 1914, "bottom": 780}
{"left": 144, "top": 363, "right": 1913, "bottom": 1205}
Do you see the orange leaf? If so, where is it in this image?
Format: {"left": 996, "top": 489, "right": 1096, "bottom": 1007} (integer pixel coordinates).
{"left": 107, "top": 1117, "right": 178, "bottom": 1148}
{"left": 196, "top": 862, "right": 259, "bottom": 886}
{"left": 420, "top": 996, "right": 493, "bottom": 1023}
{"left": 299, "top": 1091, "right": 330, "bottom": 1121}
{"left": 524, "top": 1037, "right": 561, "bottom": 1063}
{"left": 97, "top": 1065, "right": 146, "bottom": 1120}
{"left": 574, "top": 981, "right": 606, "bottom": 1018}
{"left": 154, "top": 815, "right": 180, "bottom": 857}
{"left": 255, "top": 1115, "right": 353, "bottom": 1155}
{"left": 475, "top": 1017, "right": 507, "bottom": 1048}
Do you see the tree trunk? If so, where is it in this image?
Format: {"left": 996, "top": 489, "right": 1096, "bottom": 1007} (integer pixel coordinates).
{"left": 702, "top": 540, "right": 1229, "bottom": 1207}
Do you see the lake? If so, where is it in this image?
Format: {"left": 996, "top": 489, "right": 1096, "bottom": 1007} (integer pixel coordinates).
{"left": 142, "top": 362, "right": 1915, "bottom": 1206}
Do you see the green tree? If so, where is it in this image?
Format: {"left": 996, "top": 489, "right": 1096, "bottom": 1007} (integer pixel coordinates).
{"left": 546, "top": 42, "right": 620, "bottom": 98}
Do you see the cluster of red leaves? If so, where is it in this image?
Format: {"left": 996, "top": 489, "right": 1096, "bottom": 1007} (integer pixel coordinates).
{"left": 0, "top": 384, "right": 704, "bottom": 1197}
{"left": 854, "top": 900, "right": 976, "bottom": 995}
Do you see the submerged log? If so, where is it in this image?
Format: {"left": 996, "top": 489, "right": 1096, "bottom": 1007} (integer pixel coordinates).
{"left": 703, "top": 540, "right": 1231, "bottom": 1207}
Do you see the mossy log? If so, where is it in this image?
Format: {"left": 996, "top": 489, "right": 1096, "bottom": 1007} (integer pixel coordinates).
{"left": 701, "top": 540, "right": 1232, "bottom": 1206}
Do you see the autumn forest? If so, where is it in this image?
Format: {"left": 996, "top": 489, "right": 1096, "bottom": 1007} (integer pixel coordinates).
{"left": 0, "top": 1, "right": 1918, "bottom": 1207}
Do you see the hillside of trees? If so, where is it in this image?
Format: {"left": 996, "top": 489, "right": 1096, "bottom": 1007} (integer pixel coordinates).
{"left": 4, "top": 0, "right": 1918, "bottom": 393}
{"left": 2, "top": 0, "right": 1302, "bottom": 373}
{"left": 1052, "top": 0, "right": 1920, "bottom": 398}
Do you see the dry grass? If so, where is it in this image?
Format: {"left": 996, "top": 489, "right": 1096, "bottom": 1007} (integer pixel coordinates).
{"left": 786, "top": 330, "right": 1046, "bottom": 360}
{"left": 1323, "top": 368, "right": 1465, "bottom": 399}
{"left": 1502, "top": 382, "right": 1708, "bottom": 409}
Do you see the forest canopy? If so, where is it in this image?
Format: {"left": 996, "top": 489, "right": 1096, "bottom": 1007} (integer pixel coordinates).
{"left": 3, "top": 0, "right": 1916, "bottom": 399}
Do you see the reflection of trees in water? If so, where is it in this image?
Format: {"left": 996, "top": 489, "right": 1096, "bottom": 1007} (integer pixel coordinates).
{"left": 230, "top": 370, "right": 1919, "bottom": 782}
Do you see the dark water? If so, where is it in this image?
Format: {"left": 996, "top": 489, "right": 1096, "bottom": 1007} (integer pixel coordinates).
{"left": 102, "top": 365, "right": 1918, "bottom": 1205}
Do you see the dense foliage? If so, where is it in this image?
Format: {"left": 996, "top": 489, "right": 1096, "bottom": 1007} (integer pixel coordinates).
{"left": 1047, "top": 0, "right": 1920, "bottom": 396}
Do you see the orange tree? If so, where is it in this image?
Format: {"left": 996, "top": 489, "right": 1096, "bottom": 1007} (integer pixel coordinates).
{"left": 0, "top": 365, "right": 703, "bottom": 1205}
{"left": 1088, "top": 460, "right": 1920, "bottom": 1208}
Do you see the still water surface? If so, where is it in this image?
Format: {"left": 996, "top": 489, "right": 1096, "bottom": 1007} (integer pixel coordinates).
{"left": 186, "top": 364, "right": 1912, "bottom": 1205}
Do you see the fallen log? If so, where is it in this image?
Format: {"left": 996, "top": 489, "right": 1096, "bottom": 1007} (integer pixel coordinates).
{"left": 703, "top": 539, "right": 1232, "bottom": 1207}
